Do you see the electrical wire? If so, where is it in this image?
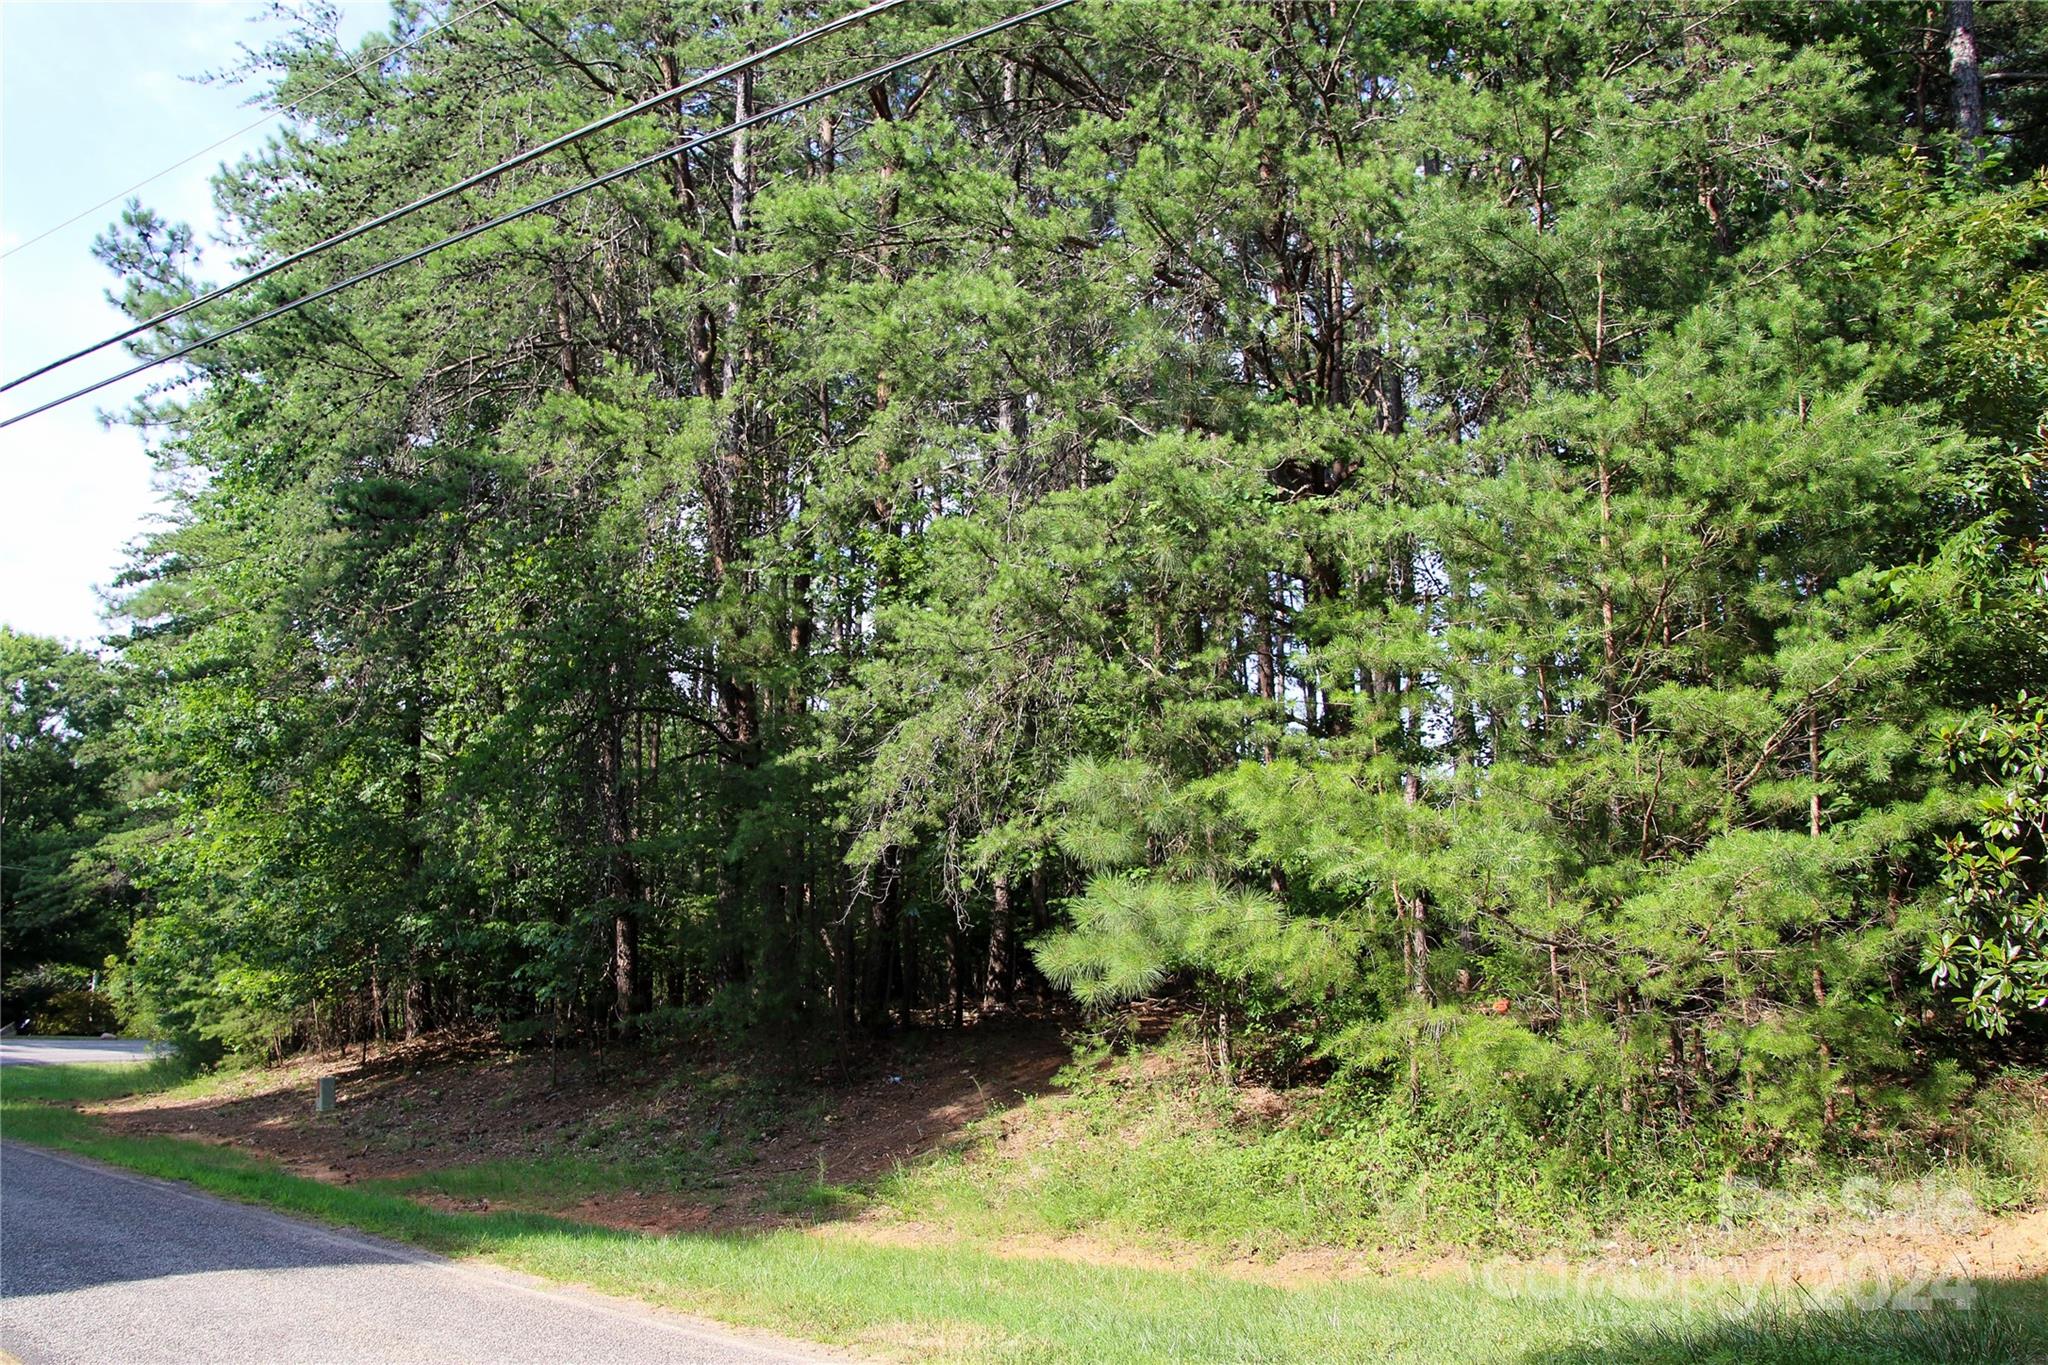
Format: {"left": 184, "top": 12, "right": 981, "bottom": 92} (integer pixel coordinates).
{"left": 1, "top": 0, "right": 498, "bottom": 262}
{"left": 0, "top": 0, "right": 1076, "bottom": 433}
{"left": 1, "top": 0, "right": 916, "bottom": 395}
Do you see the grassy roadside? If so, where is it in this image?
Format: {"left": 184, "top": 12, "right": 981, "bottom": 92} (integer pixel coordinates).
{"left": 5, "top": 1062, "right": 2044, "bottom": 1364}
{"left": 871, "top": 1050, "right": 2048, "bottom": 1260}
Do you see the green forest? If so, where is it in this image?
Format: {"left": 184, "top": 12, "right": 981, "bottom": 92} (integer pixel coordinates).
{"left": 6, "top": 0, "right": 2047, "bottom": 1203}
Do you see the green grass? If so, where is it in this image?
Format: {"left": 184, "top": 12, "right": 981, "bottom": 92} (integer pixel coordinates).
{"left": 465, "top": 1144, "right": 859, "bottom": 1222}
{"left": 0, "top": 1056, "right": 193, "bottom": 1104}
{"left": 1520, "top": 1293, "right": 2048, "bottom": 1365}
{"left": 4, "top": 1062, "right": 2042, "bottom": 1364}
{"left": 377, "top": 1155, "right": 696, "bottom": 1212}
{"left": 872, "top": 1052, "right": 2048, "bottom": 1264}
{"left": 872, "top": 1063, "right": 1685, "bottom": 1254}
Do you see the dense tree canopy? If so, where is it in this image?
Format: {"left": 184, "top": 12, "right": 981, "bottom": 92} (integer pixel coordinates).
{"left": 1, "top": 630, "right": 135, "bottom": 1025}
{"left": 17, "top": 0, "right": 2042, "bottom": 1142}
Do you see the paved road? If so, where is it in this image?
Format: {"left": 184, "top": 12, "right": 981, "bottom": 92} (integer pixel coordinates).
{"left": 0, "top": 1039, "right": 163, "bottom": 1067}
{"left": 0, "top": 1143, "right": 827, "bottom": 1364}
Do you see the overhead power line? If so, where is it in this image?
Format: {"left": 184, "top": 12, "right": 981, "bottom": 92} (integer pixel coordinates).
{"left": 0, "top": 0, "right": 1076, "bottom": 433}
{"left": 1, "top": 0, "right": 916, "bottom": 396}
{"left": 0, "top": 0, "right": 499, "bottom": 262}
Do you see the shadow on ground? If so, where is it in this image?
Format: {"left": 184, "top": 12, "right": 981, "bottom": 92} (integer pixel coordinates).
{"left": 0, "top": 1141, "right": 394, "bottom": 1298}
{"left": 1519, "top": 1274, "right": 2048, "bottom": 1365}
{"left": 89, "top": 1014, "right": 1072, "bottom": 1234}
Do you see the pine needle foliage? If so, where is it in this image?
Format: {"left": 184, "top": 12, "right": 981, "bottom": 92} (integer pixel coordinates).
{"left": 6, "top": 0, "right": 2041, "bottom": 1159}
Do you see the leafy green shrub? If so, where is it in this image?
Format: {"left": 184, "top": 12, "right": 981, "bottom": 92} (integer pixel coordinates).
{"left": 1925, "top": 695, "right": 2048, "bottom": 1034}
{"left": 1, "top": 962, "right": 120, "bottom": 1034}
{"left": 33, "top": 990, "right": 122, "bottom": 1036}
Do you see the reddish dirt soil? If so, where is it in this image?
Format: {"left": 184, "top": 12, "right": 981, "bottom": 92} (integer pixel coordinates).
{"left": 84, "top": 1018, "right": 2046, "bottom": 1291}
{"left": 92, "top": 1016, "right": 1070, "bottom": 1234}
{"left": 811, "top": 1205, "right": 2048, "bottom": 1293}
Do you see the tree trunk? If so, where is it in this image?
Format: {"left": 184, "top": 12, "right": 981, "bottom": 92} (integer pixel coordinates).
{"left": 403, "top": 978, "right": 428, "bottom": 1041}
{"left": 1950, "top": 0, "right": 1986, "bottom": 146}
{"left": 1813, "top": 966, "right": 1837, "bottom": 1129}
{"left": 983, "top": 871, "right": 1014, "bottom": 1013}
{"left": 1809, "top": 713, "right": 1823, "bottom": 838}
{"left": 948, "top": 918, "right": 966, "bottom": 1029}
{"left": 898, "top": 899, "right": 920, "bottom": 1029}
{"left": 596, "top": 688, "right": 646, "bottom": 1024}
{"left": 861, "top": 855, "right": 902, "bottom": 1032}
{"left": 1410, "top": 897, "right": 1430, "bottom": 1000}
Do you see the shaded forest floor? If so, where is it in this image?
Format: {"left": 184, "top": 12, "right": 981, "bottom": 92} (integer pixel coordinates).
{"left": 84, "top": 1018, "right": 2048, "bottom": 1295}
{"left": 92, "top": 1015, "right": 1070, "bottom": 1235}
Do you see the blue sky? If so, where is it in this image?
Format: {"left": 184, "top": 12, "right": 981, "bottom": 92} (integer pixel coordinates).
{"left": 1, "top": 1, "right": 387, "bottom": 645}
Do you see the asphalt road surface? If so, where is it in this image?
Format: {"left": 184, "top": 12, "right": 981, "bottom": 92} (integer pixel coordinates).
{"left": 0, "top": 1143, "right": 827, "bottom": 1364}
{"left": 0, "top": 1039, "right": 163, "bottom": 1068}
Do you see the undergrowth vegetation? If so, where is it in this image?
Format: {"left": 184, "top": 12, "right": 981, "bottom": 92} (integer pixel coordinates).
{"left": 0, "top": 1, "right": 2037, "bottom": 1149}
{"left": 878, "top": 1033, "right": 2048, "bottom": 1257}
{"left": 5, "top": 3, "right": 2048, "bottom": 1354}
{"left": 6, "top": 1062, "right": 2044, "bottom": 1364}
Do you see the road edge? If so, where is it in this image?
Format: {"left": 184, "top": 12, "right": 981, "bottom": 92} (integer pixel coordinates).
{"left": 0, "top": 1140, "right": 848, "bottom": 1364}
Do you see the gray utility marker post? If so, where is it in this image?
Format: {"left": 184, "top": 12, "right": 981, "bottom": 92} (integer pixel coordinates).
{"left": 315, "top": 1076, "right": 336, "bottom": 1113}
